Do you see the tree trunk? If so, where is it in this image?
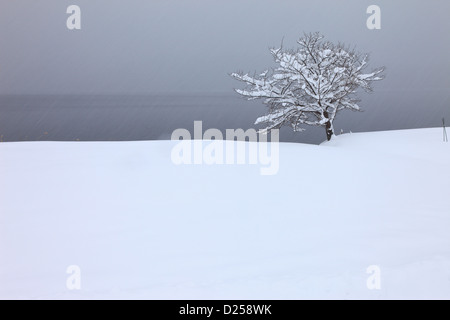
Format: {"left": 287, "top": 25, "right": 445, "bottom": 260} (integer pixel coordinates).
{"left": 323, "top": 111, "right": 334, "bottom": 141}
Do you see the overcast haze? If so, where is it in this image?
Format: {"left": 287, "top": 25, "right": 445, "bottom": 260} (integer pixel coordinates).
{"left": 0, "top": 0, "right": 449, "bottom": 95}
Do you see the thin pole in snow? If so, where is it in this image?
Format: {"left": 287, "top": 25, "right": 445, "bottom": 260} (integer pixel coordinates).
{"left": 444, "top": 118, "right": 448, "bottom": 142}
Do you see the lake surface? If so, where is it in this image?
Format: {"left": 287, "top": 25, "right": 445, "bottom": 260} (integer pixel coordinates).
{"left": 0, "top": 91, "right": 448, "bottom": 144}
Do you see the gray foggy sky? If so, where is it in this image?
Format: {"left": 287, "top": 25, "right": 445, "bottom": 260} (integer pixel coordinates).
{"left": 0, "top": 0, "right": 449, "bottom": 94}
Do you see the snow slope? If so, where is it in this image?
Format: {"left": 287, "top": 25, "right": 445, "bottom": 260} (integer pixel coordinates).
{"left": 0, "top": 128, "right": 449, "bottom": 299}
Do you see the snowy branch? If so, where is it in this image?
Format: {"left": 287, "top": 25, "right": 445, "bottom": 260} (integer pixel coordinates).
{"left": 231, "top": 33, "right": 385, "bottom": 140}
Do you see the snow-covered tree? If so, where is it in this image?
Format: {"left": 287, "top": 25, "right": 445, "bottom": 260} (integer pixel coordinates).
{"left": 231, "top": 33, "right": 384, "bottom": 141}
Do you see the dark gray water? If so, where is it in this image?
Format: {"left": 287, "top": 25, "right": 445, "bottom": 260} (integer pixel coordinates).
{"left": 0, "top": 91, "right": 448, "bottom": 144}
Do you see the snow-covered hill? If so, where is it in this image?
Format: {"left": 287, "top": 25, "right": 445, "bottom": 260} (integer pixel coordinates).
{"left": 0, "top": 128, "right": 449, "bottom": 299}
